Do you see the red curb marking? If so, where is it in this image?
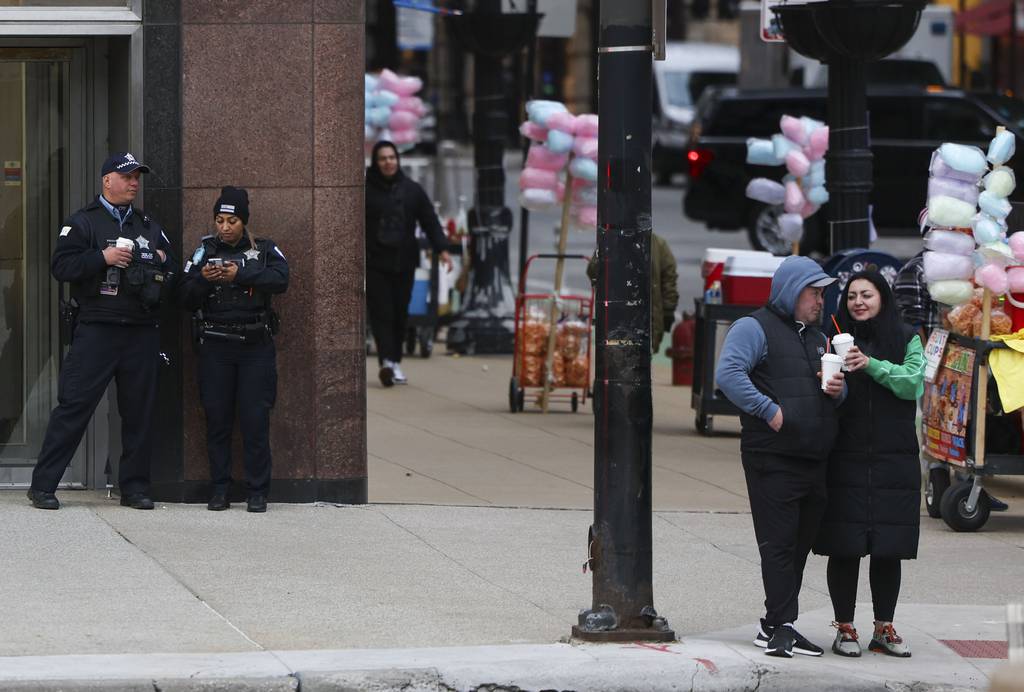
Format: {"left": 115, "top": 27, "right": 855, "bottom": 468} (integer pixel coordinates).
{"left": 694, "top": 657, "right": 719, "bottom": 674}
{"left": 939, "top": 640, "right": 1008, "bottom": 659}
{"left": 624, "top": 642, "right": 680, "bottom": 654}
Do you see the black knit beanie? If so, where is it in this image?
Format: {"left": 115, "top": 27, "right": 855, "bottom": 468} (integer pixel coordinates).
{"left": 213, "top": 186, "right": 250, "bottom": 224}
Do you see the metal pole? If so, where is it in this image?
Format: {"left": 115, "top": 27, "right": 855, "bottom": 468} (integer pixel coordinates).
{"left": 518, "top": 0, "right": 539, "bottom": 281}
{"left": 572, "top": 0, "right": 674, "bottom": 643}
{"left": 825, "top": 56, "right": 872, "bottom": 252}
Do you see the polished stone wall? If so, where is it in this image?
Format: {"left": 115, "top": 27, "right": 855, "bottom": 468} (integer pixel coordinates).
{"left": 147, "top": 0, "right": 366, "bottom": 502}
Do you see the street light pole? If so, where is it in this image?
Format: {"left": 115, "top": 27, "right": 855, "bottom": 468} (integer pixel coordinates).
{"left": 572, "top": 0, "right": 674, "bottom": 643}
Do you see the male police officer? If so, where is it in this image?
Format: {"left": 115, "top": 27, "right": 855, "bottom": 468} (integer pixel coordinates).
{"left": 178, "top": 186, "right": 288, "bottom": 513}
{"left": 27, "top": 152, "right": 175, "bottom": 510}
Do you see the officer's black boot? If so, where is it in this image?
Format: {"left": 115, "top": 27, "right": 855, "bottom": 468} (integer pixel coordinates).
{"left": 27, "top": 489, "right": 60, "bottom": 510}
{"left": 247, "top": 494, "right": 267, "bottom": 513}
{"left": 207, "top": 492, "right": 230, "bottom": 511}
{"left": 120, "top": 493, "right": 155, "bottom": 510}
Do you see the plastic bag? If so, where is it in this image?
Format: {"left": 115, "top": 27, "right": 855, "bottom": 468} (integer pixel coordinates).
{"left": 785, "top": 149, "right": 810, "bottom": 177}
{"left": 983, "top": 166, "right": 1016, "bottom": 198}
{"left": 930, "top": 280, "right": 974, "bottom": 306}
{"left": 772, "top": 134, "right": 800, "bottom": 161}
{"left": 947, "top": 302, "right": 980, "bottom": 335}
{"left": 778, "top": 213, "right": 803, "bottom": 243}
{"left": 569, "top": 157, "right": 599, "bottom": 182}
{"left": 979, "top": 189, "right": 1012, "bottom": 219}
{"left": 924, "top": 229, "right": 975, "bottom": 256}
{"left": 973, "top": 308, "right": 1013, "bottom": 337}
{"left": 526, "top": 143, "right": 568, "bottom": 171}
{"left": 987, "top": 129, "right": 1016, "bottom": 165}
{"left": 928, "top": 175, "right": 979, "bottom": 206}
{"left": 972, "top": 213, "right": 1007, "bottom": 245}
{"left": 575, "top": 114, "right": 599, "bottom": 138}
{"left": 519, "top": 167, "right": 559, "bottom": 191}
{"left": 519, "top": 121, "right": 548, "bottom": 142}
{"left": 806, "top": 159, "right": 826, "bottom": 187}
{"left": 923, "top": 250, "right": 975, "bottom": 281}
{"left": 929, "top": 148, "right": 983, "bottom": 183}
{"left": 745, "top": 178, "right": 786, "bottom": 205}
{"left": 938, "top": 142, "right": 989, "bottom": 176}
{"left": 975, "top": 263, "right": 1009, "bottom": 295}
{"left": 519, "top": 189, "right": 559, "bottom": 211}
{"left": 1009, "top": 232, "right": 1024, "bottom": 261}
{"left": 807, "top": 185, "right": 829, "bottom": 206}
{"left": 546, "top": 129, "right": 575, "bottom": 154}
{"left": 927, "top": 195, "right": 976, "bottom": 228}
{"left": 746, "top": 138, "right": 780, "bottom": 166}
{"left": 546, "top": 110, "right": 578, "bottom": 134}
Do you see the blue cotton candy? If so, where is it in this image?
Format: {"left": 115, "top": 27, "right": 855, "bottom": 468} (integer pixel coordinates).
{"left": 746, "top": 138, "right": 780, "bottom": 166}
{"left": 979, "top": 189, "right": 1012, "bottom": 219}
{"left": 806, "top": 160, "right": 826, "bottom": 188}
{"left": 938, "top": 143, "right": 989, "bottom": 176}
{"left": 569, "top": 157, "right": 599, "bottom": 182}
{"left": 526, "top": 99, "right": 567, "bottom": 126}
{"left": 987, "top": 129, "right": 1016, "bottom": 165}
{"left": 807, "top": 185, "right": 829, "bottom": 205}
{"left": 972, "top": 213, "right": 1007, "bottom": 245}
{"left": 546, "top": 129, "right": 575, "bottom": 154}
{"left": 375, "top": 90, "right": 400, "bottom": 107}
{"left": 367, "top": 106, "right": 392, "bottom": 128}
{"left": 771, "top": 134, "right": 800, "bottom": 161}
{"left": 365, "top": 74, "right": 378, "bottom": 91}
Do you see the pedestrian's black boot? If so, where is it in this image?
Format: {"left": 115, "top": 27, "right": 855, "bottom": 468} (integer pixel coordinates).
{"left": 247, "top": 494, "right": 267, "bottom": 513}
{"left": 120, "top": 493, "right": 155, "bottom": 510}
{"left": 27, "top": 489, "right": 60, "bottom": 510}
{"left": 207, "top": 493, "right": 230, "bottom": 511}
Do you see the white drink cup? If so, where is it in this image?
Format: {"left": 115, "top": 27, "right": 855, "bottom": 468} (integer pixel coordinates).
{"left": 115, "top": 237, "right": 135, "bottom": 250}
{"left": 821, "top": 353, "right": 843, "bottom": 391}
{"left": 832, "top": 333, "right": 855, "bottom": 370}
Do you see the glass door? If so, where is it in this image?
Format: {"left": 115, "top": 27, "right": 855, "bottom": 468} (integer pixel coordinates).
{"left": 0, "top": 48, "right": 86, "bottom": 486}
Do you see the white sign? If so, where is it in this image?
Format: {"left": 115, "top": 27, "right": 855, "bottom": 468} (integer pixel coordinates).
{"left": 760, "top": 0, "right": 784, "bottom": 43}
{"left": 924, "top": 328, "right": 950, "bottom": 383}
{"left": 397, "top": 5, "right": 434, "bottom": 51}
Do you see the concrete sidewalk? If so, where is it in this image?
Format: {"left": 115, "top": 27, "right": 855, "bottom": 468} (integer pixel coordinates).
{"left": 0, "top": 354, "right": 1021, "bottom": 690}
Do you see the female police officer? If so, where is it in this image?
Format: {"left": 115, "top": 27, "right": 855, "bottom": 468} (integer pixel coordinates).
{"left": 179, "top": 187, "right": 288, "bottom": 512}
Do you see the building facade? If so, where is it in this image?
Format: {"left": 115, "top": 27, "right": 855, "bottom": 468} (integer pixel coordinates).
{"left": 0, "top": 0, "right": 368, "bottom": 503}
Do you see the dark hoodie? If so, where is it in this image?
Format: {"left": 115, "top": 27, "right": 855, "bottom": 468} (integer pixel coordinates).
{"left": 365, "top": 141, "right": 446, "bottom": 273}
{"left": 717, "top": 256, "right": 844, "bottom": 460}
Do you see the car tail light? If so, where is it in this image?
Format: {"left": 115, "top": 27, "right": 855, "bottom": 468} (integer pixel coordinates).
{"left": 687, "top": 148, "right": 714, "bottom": 180}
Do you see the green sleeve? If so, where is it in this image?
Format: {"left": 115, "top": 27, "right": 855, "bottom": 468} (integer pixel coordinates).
{"left": 864, "top": 335, "right": 925, "bottom": 401}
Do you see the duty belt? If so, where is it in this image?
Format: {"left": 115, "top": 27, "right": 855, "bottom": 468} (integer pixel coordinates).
{"left": 198, "top": 319, "right": 270, "bottom": 344}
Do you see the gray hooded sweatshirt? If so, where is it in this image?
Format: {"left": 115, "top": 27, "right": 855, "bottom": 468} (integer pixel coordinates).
{"left": 716, "top": 256, "right": 845, "bottom": 423}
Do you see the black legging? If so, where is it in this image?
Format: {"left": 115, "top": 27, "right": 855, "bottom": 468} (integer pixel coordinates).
{"left": 827, "top": 556, "right": 902, "bottom": 623}
{"left": 367, "top": 267, "right": 415, "bottom": 365}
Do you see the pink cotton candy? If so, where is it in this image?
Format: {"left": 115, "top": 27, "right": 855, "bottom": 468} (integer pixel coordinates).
{"left": 576, "top": 205, "right": 598, "bottom": 226}
{"left": 784, "top": 180, "right": 805, "bottom": 214}
{"left": 785, "top": 150, "right": 811, "bottom": 178}
{"left": 780, "top": 115, "right": 808, "bottom": 145}
{"left": 546, "top": 110, "right": 578, "bottom": 134}
{"left": 526, "top": 144, "right": 568, "bottom": 172}
{"left": 800, "top": 201, "right": 819, "bottom": 219}
{"left": 389, "top": 128, "right": 417, "bottom": 145}
{"left": 388, "top": 110, "right": 418, "bottom": 131}
{"left": 976, "top": 263, "right": 1010, "bottom": 295}
{"left": 807, "top": 126, "right": 829, "bottom": 160}
{"left": 519, "top": 121, "right": 549, "bottom": 143}
{"left": 393, "top": 96, "right": 426, "bottom": 116}
{"left": 377, "top": 69, "right": 421, "bottom": 96}
{"left": 1008, "top": 267, "right": 1024, "bottom": 293}
{"left": 519, "top": 167, "right": 560, "bottom": 191}
{"left": 1010, "top": 232, "right": 1024, "bottom": 261}
{"left": 573, "top": 136, "right": 598, "bottom": 159}
{"left": 575, "top": 114, "right": 599, "bottom": 137}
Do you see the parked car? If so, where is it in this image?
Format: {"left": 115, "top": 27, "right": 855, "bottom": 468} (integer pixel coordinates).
{"left": 683, "top": 86, "right": 1024, "bottom": 255}
{"left": 653, "top": 41, "right": 738, "bottom": 186}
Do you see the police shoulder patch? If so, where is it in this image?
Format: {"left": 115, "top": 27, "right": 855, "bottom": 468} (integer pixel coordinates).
{"left": 191, "top": 245, "right": 206, "bottom": 264}
{"left": 59, "top": 225, "right": 73, "bottom": 237}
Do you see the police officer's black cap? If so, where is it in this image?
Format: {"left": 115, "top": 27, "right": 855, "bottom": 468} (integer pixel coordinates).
{"left": 214, "top": 186, "right": 250, "bottom": 224}
{"left": 101, "top": 152, "right": 151, "bottom": 177}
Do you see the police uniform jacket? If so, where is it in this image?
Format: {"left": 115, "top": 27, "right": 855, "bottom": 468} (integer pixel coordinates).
{"left": 53, "top": 196, "right": 175, "bottom": 326}
{"left": 179, "top": 231, "right": 289, "bottom": 323}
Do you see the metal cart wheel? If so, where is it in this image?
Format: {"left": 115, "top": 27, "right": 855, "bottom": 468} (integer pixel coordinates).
{"left": 517, "top": 386, "right": 525, "bottom": 412}
{"left": 509, "top": 377, "right": 520, "bottom": 413}
{"left": 695, "top": 413, "right": 713, "bottom": 436}
{"left": 925, "top": 467, "right": 950, "bottom": 519}
{"left": 418, "top": 328, "right": 433, "bottom": 358}
{"left": 571, "top": 392, "right": 579, "bottom": 413}
{"left": 940, "top": 481, "right": 991, "bottom": 532}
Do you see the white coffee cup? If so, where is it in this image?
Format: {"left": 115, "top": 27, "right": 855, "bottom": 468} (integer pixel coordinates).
{"left": 832, "top": 333, "right": 855, "bottom": 370}
{"left": 115, "top": 237, "right": 135, "bottom": 250}
{"left": 821, "top": 353, "right": 843, "bottom": 391}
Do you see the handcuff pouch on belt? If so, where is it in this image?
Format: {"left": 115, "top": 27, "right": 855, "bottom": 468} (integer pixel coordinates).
{"left": 193, "top": 310, "right": 277, "bottom": 345}
{"left": 123, "top": 263, "right": 171, "bottom": 309}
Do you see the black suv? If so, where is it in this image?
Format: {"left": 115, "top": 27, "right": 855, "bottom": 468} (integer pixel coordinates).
{"left": 683, "top": 86, "right": 1024, "bottom": 254}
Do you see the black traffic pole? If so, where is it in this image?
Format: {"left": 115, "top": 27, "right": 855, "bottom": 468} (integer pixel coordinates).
{"left": 825, "top": 56, "right": 872, "bottom": 252}
{"left": 572, "top": 0, "right": 674, "bottom": 643}
{"left": 445, "top": 0, "right": 540, "bottom": 354}
{"left": 517, "top": 0, "right": 539, "bottom": 281}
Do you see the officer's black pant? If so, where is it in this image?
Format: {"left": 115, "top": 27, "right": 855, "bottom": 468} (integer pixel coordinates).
{"left": 32, "top": 323, "right": 161, "bottom": 496}
{"left": 366, "top": 267, "right": 415, "bottom": 365}
{"left": 827, "top": 556, "right": 902, "bottom": 623}
{"left": 742, "top": 451, "right": 828, "bottom": 627}
{"left": 198, "top": 337, "right": 276, "bottom": 495}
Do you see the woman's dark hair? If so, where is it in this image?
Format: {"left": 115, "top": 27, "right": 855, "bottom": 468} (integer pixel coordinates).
{"left": 835, "top": 270, "right": 911, "bottom": 364}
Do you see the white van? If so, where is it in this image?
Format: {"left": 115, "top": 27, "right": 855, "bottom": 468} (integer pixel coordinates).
{"left": 653, "top": 41, "right": 739, "bottom": 185}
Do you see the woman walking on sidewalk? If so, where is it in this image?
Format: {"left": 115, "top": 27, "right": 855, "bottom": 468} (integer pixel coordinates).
{"left": 364, "top": 141, "right": 450, "bottom": 387}
{"left": 815, "top": 271, "right": 925, "bottom": 658}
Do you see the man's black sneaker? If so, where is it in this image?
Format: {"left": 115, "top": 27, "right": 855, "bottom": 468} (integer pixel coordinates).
{"left": 789, "top": 626, "right": 824, "bottom": 656}
{"left": 26, "top": 489, "right": 60, "bottom": 510}
{"left": 764, "top": 625, "right": 795, "bottom": 658}
{"left": 988, "top": 493, "right": 1009, "bottom": 512}
{"left": 120, "top": 494, "right": 155, "bottom": 510}
{"left": 754, "top": 618, "right": 774, "bottom": 648}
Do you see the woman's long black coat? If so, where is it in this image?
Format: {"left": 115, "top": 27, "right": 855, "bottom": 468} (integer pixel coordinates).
{"left": 813, "top": 328, "right": 921, "bottom": 559}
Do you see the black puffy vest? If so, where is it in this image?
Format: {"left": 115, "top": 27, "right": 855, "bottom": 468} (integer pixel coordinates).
{"left": 739, "top": 305, "right": 838, "bottom": 461}
{"left": 814, "top": 328, "right": 920, "bottom": 559}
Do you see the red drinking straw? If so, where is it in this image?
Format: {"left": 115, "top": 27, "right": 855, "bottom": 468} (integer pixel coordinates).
{"left": 831, "top": 314, "right": 842, "bottom": 335}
